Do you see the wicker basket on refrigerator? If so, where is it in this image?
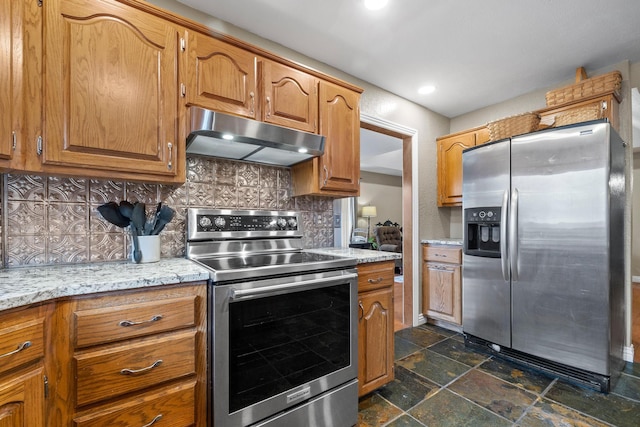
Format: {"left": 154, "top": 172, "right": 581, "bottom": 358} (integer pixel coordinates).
{"left": 487, "top": 112, "right": 540, "bottom": 141}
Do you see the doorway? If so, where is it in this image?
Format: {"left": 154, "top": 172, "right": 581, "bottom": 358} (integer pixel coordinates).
{"left": 360, "top": 114, "right": 418, "bottom": 331}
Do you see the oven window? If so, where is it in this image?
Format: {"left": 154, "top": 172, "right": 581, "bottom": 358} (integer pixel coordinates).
{"left": 228, "top": 283, "right": 351, "bottom": 413}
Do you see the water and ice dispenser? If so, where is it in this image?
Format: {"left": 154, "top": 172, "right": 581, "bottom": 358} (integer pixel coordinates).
{"left": 464, "top": 207, "right": 501, "bottom": 258}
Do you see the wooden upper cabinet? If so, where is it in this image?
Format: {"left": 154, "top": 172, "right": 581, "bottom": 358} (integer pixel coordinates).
{"left": 186, "top": 33, "right": 257, "bottom": 119}
{"left": 42, "top": 0, "right": 181, "bottom": 181}
{"left": 437, "top": 130, "right": 477, "bottom": 207}
{"left": 292, "top": 80, "right": 360, "bottom": 196}
{"left": 261, "top": 61, "right": 318, "bottom": 133}
{"left": 0, "top": 0, "right": 16, "bottom": 165}
{"left": 319, "top": 81, "right": 360, "bottom": 193}
{"left": 0, "top": 0, "right": 39, "bottom": 170}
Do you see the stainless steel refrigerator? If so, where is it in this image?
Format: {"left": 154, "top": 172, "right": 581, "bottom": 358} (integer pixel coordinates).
{"left": 461, "top": 120, "right": 626, "bottom": 392}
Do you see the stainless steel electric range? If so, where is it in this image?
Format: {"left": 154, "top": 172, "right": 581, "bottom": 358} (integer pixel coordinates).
{"left": 186, "top": 208, "right": 358, "bottom": 427}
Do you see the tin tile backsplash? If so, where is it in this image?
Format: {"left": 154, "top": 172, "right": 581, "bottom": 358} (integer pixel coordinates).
{"left": 0, "top": 156, "right": 334, "bottom": 268}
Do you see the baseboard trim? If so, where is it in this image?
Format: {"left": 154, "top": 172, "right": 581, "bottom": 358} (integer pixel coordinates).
{"left": 623, "top": 344, "right": 634, "bottom": 363}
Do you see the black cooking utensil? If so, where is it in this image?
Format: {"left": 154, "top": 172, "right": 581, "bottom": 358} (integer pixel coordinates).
{"left": 151, "top": 205, "right": 175, "bottom": 235}
{"left": 129, "top": 202, "right": 147, "bottom": 263}
{"left": 97, "top": 202, "right": 130, "bottom": 228}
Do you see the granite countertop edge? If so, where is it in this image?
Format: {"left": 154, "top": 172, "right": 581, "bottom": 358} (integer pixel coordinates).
{"left": 0, "top": 249, "right": 399, "bottom": 312}
{"left": 306, "top": 247, "right": 402, "bottom": 263}
{"left": 0, "top": 258, "right": 210, "bottom": 312}
{"left": 421, "top": 238, "right": 463, "bottom": 246}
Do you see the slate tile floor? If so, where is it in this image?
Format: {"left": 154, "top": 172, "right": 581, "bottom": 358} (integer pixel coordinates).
{"left": 358, "top": 324, "right": 640, "bottom": 427}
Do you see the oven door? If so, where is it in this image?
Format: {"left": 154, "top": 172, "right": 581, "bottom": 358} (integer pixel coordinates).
{"left": 210, "top": 268, "right": 358, "bottom": 427}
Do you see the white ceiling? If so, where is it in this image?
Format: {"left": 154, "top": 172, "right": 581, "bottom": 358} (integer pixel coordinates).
{"left": 176, "top": 0, "right": 640, "bottom": 175}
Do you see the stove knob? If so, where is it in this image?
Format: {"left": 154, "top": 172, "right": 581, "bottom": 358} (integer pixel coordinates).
{"left": 277, "top": 218, "right": 287, "bottom": 228}
{"left": 214, "top": 217, "right": 226, "bottom": 228}
{"left": 199, "top": 216, "right": 212, "bottom": 228}
{"left": 287, "top": 218, "right": 298, "bottom": 228}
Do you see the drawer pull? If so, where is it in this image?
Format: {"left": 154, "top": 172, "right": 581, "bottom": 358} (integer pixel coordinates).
{"left": 141, "top": 414, "right": 163, "bottom": 427}
{"left": 0, "top": 341, "right": 31, "bottom": 359}
{"left": 367, "top": 277, "right": 383, "bottom": 284}
{"left": 120, "top": 359, "right": 163, "bottom": 375}
{"left": 434, "top": 253, "right": 448, "bottom": 258}
{"left": 119, "top": 315, "right": 163, "bottom": 327}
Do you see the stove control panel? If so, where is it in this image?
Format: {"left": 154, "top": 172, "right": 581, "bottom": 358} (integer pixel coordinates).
{"left": 195, "top": 212, "right": 299, "bottom": 232}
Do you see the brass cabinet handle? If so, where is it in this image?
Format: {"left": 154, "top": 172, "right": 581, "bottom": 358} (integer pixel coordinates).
{"left": 12, "top": 131, "right": 16, "bottom": 150}
{"left": 367, "top": 277, "right": 383, "bottom": 284}
{"left": 119, "top": 315, "right": 163, "bottom": 327}
{"left": 0, "top": 341, "right": 31, "bottom": 359}
{"left": 323, "top": 165, "right": 328, "bottom": 185}
{"left": 266, "top": 96, "right": 271, "bottom": 117}
{"left": 121, "top": 359, "right": 163, "bottom": 375}
{"left": 167, "top": 142, "right": 173, "bottom": 170}
{"left": 250, "top": 92, "right": 255, "bottom": 115}
{"left": 141, "top": 414, "right": 163, "bottom": 427}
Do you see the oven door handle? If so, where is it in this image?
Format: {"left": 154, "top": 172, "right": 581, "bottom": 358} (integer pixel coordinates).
{"left": 230, "top": 272, "right": 358, "bottom": 300}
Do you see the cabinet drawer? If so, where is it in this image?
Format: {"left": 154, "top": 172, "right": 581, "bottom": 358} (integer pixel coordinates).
{"left": 422, "top": 246, "right": 461, "bottom": 264}
{"left": 75, "top": 330, "right": 196, "bottom": 407}
{"left": 357, "top": 261, "right": 394, "bottom": 293}
{"left": 0, "top": 317, "right": 44, "bottom": 376}
{"left": 74, "top": 296, "right": 197, "bottom": 348}
{"left": 73, "top": 381, "right": 196, "bottom": 427}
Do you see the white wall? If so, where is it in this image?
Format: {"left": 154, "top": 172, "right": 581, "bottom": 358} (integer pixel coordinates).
{"left": 357, "top": 171, "right": 402, "bottom": 236}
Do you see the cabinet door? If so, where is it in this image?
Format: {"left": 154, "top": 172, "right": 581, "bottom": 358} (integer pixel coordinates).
{"left": 262, "top": 61, "right": 318, "bottom": 133}
{"left": 0, "top": 0, "right": 17, "bottom": 164}
{"left": 318, "top": 81, "right": 360, "bottom": 193}
{"left": 186, "top": 33, "right": 257, "bottom": 119}
{"left": 0, "top": 0, "right": 39, "bottom": 169}
{"left": 358, "top": 287, "right": 393, "bottom": 396}
{"left": 43, "top": 0, "right": 179, "bottom": 178}
{"left": 0, "top": 367, "right": 45, "bottom": 427}
{"left": 437, "top": 132, "right": 476, "bottom": 206}
{"left": 422, "top": 261, "right": 461, "bottom": 324}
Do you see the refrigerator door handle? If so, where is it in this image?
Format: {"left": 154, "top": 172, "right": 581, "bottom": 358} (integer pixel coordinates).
{"left": 510, "top": 188, "right": 519, "bottom": 281}
{"left": 500, "top": 189, "right": 510, "bottom": 281}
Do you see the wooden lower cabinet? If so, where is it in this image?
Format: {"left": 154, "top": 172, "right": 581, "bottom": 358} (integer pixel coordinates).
{"left": 422, "top": 244, "right": 462, "bottom": 326}
{"left": 0, "top": 304, "right": 50, "bottom": 427}
{"left": 49, "top": 282, "right": 207, "bottom": 427}
{"left": 73, "top": 381, "right": 196, "bottom": 427}
{"left": 357, "top": 261, "right": 394, "bottom": 396}
{"left": 0, "top": 366, "right": 46, "bottom": 427}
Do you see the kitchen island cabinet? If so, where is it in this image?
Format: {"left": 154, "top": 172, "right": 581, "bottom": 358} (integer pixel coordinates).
{"left": 0, "top": 305, "right": 50, "bottom": 427}
{"left": 292, "top": 80, "right": 361, "bottom": 197}
{"left": 357, "top": 260, "right": 394, "bottom": 396}
{"left": 38, "top": 0, "right": 183, "bottom": 183}
{"left": 422, "top": 242, "right": 462, "bottom": 328}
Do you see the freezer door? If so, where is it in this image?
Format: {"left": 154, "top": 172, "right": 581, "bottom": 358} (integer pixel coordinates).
{"left": 510, "top": 122, "right": 613, "bottom": 375}
{"left": 462, "top": 139, "right": 511, "bottom": 347}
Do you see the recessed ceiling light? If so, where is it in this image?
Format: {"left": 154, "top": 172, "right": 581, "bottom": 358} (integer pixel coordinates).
{"left": 364, "top": 0, "right": 388, "bottom": 11}
{"left": 418, "top": 85, "right": 436, "bottom": 95}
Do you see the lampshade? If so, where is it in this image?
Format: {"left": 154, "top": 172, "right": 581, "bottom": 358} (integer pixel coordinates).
{"left": 362, "top": 206, "right": 377, "bottom": 218}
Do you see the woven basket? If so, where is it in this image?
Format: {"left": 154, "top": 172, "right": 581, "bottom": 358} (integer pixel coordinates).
{"left": 487, "top": 113, "right": 540, "bottom": 141}
{"left": 545, "top": 70, "right": 622, "bottom": 107}
{"left": 554, "top": 104, "right": 602, "bottom": 127}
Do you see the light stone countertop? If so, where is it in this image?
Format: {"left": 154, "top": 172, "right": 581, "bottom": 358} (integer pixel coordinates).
{"left": 421, "top": 238, "right": 463, "bottom": 246}
{"left": 0, "top": 258, "right": 210, "bottom": 312}
{"left": 306, "top": 247, "right": 401, "bottom": 264}
{"left": 0, "top": 249, "right": 399, "bottom": 312}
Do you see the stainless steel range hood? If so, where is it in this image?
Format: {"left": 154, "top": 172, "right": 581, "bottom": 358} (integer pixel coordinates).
{"left": 186, "top": 107, "right": 325, "bottom": 167}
